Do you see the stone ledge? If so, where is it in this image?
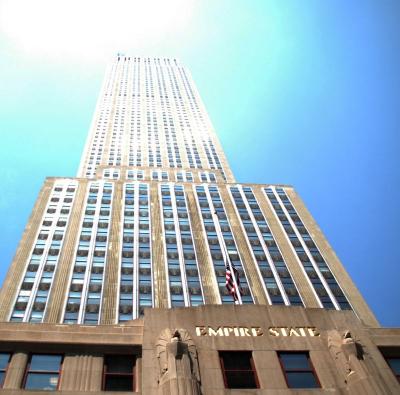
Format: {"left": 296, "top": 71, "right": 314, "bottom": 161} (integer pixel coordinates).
{"left": 0, "top": 321, "right": 144, "bottom": 346}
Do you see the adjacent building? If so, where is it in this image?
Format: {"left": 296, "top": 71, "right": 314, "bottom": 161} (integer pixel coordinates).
{"left": 0, "top": 56, "right": 399, "bottom": 394}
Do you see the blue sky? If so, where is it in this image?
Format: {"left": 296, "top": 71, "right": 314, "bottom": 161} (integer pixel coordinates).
{"left": 0, "top": 0, "right": 399, "bottom": 326}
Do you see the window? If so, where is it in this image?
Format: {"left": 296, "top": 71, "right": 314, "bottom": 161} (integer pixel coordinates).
{"left": 386, "top": 358, "right": 400, "bottom": 383}
{"left": 103, "top": 355, "right": 135, "bottom": 391}
{"left": 380, "top": 347, "right": 400, "bottom": 383}
{"left": 278, "top": 352, "right": 320, "bottom": 389}
{"left": 0, "top": 353, "right": 11, "bottom": 388}
{"left": 24, "top": 354, "right": 62, "bottom": 391}
{"left": 219, "top": 351, "right": 259, "bottom": 389}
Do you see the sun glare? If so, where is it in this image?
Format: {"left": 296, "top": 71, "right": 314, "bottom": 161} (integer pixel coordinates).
{"left": 0, "top": 0, "right": 196, "bottom": 60}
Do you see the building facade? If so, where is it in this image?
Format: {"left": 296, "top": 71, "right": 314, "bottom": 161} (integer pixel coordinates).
{"left": 0, "top": 56, "right": 399, "bottom": 394}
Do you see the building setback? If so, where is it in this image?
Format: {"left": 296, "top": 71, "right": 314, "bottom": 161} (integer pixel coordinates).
{"left": 0, "top": 56, "right": 399, "bottom": 394}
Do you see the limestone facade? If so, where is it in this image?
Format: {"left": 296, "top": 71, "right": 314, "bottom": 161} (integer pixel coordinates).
{"left": 0, "top": 305, "right": 399, "bottom": 394}
{"left": 0, "top": 177, "right": 378, "bottom": 327}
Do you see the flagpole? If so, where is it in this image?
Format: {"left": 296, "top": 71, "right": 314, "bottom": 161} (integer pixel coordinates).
{"left": 212, "top": 211, "right": 242, "bottom": 304}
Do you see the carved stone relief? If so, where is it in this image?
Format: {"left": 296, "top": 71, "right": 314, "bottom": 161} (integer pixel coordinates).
{"left": 156, "top": 328, "right": 201, "bottom": 395}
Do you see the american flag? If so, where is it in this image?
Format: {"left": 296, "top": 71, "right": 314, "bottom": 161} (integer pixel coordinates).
{"left": 225, "top": 256, "right": 243, "bottom": 302}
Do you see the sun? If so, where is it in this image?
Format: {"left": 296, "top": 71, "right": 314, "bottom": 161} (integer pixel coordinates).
{"left": 0, "top": 0, "right": 196, "bottom": 60}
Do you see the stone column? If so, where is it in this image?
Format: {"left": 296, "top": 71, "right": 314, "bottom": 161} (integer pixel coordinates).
{"left": 135, "top": 355, "right": 142, "bottom": 392}
{"left": 151, "top": 183, "right": 168, "bottom": 308}
{"left": 101, "top": 181, "right": 123, "bottom": 324}
{"left": 2, "top": 352, "right": 28, "bottom": 389}
{"left": 59, "top": 354, "right": 103, "bottom": 392}
{"left": 185, "top": 185, "right": 220, "bottom": 304}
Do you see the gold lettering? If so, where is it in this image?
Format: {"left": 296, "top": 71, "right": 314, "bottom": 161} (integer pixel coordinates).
{"left": 307, "top": 327, "right": 320, "bottom": 337}
{"left": 269, "top": 327, "right": 280, "bottom": 336}
{"left": 208, "top": 326, "right": 224, "bottom": 336}
{"left": 289, "top": 328, "right": 300, "bottom": 337}
{"left": 297, "top": 327, "right": 306, "bottom": 337}
{"left": 223, "top": 327, "right": 234, "bottom": 336}
{"left": 196, "top": 325, "right": 319, "bottom": 338}
{"left": 195, "top": 326, "right": 207, "bottom": 336}
{"left": 251, "top": 327, "right": 263, "bottom": 336}
{"left": 243, "top": 328, "right": 252, "bottom": 336}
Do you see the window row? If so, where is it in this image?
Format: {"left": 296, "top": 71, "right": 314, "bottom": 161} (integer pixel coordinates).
{"left": 10, "top": 181, "right": 77, "bottom": 323}
{"left": 264, "top": 187, "right": 351, "bottom": 311}
{"left": 220, "top": 351, "right": 320, "bottom": 389}
{"left": 0, "top": 353, "right": 136, "bottom": 391}
{"left": 195, "top": 185, "right": 253, "bottom": 304}
{"left": 63, "top": 182, "right": 113, "bottom": 325}
{"left": 119, "top": 183, "right": 153, "bottom": 321}
{"left": 103, "top": 169, "right": 220, "bottom": 183}
{"left": 230, "top": 185, "right": 303, "bottom": 307}
{"left": 160, "top": 184, "right": 204, "bottom": 307}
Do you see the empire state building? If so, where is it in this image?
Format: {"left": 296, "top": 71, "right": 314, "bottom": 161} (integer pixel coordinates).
{"left": 0, "top": 56, "right": 398, "bottom": 394}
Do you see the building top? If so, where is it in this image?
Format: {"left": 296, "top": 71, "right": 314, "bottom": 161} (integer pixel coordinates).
{"left": 77, "top": 55, "right": 235, "bottom": 182}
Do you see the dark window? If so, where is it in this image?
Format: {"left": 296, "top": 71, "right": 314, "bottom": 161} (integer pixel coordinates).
{"left": 24, "top": 354, "right": 62, "bottom": 391}
{"left": 278, "top": 352, "right": 320, "bottom": 389}
{"left": 103, "top": 355, "right": 135, "bottom": 391}
{"left": 380, "top": 347, "right": 400, "bottom": 383}
{"left": 219, "top": 351, "right": 259, "bottom": 389}
{"left": 0, "top": 353, "right": 11, "bottom": 388}
{"left": 386, "top": 358, "right": 400, "bottom": 383}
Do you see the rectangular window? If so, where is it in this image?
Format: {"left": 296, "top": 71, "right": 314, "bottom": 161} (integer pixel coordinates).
{"left": 386, "top": 358, "right": 400, "bottom": 383}
{"left": 24, "top": 354, "right": 62, "bottom": 391}
{"left": 380, "top": 347, "right": 400, "bottom": 383}
{"left": 103, "top": 355, "right": 136, "bottom": 391}
{"left": 219, "top": 351, "right": 259, "bottom": 389}
{"left": 0, "top": 353, "right": 11, "bottom": 388}
{"left": 278, "top": 352, "right": 320, "bottom": 389}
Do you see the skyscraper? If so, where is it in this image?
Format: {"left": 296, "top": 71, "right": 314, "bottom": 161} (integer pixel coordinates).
{"left": 0, "top": 56, "right": 398, "bottom": 394}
